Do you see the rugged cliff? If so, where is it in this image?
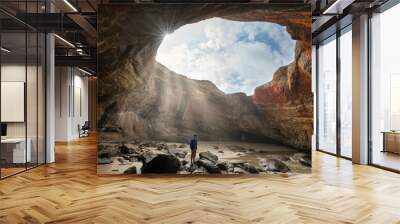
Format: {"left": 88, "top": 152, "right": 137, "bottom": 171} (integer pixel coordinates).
{"left": 98, "top": 3, "right": 312, "bottom": 150}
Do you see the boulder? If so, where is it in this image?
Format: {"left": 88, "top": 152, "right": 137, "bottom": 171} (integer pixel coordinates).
{"left": 156, "top": 143, "right": 168, "bottom": 151}
{"left": 291, "top": 153, "right": 311, "bottom": 167}
{"left": 197, "top": 158, "right": 221, "bottom": 174}
{"left": 263, "top": 159, "right": 290, "bottom": 173}
{"left": 122, "top": 155, "right": 139, "bottom": 162}
{"left": 233, "top": 167, "right": 248, "bottom": 174}
{"left": 129, "top": 157, "right": 139, "bottom": 162}
{"left": 199, "top": 151, "right": 218, "bottom": 163}
{"left": 117, "top": 157, "right": 125, "bottom": 165}
{"left": 139, "top": 141, "right": 158, "bottom": 149}
{"left": 217, "top": 161, "right": 229, "bottom": 171}
{"left": 192, "top": 166, "right": 208, "bottom": 174}
{"left": 168, "top": 147, "right": 188, "bottom": 159}
{"left": 141, "top": 151, "right": 181, "bottom": 173}
{"left": 299, "top": 158, "right": 311, "bottom": 167}
{"left": 98, "top": 143, "right": 119, "bottom": 157}
{"left": 231, "top": 162, "right": 260, "bottom": 174}
{"left": 123, "top": 166, "right": 137, "bottom": 174}
{"left": 188, "top": 164, "right": 197, "bottom": 172}
{"left": 98, "top": 157, "right": 113, "bottom": 164}
{"left": 98, "top": 150, "right": 110, "bottom": 159}
{"left": 291, "top": 153, "right": 305, "bottom": 161}
{"left": 242, "top": 163, "right": 259, "bottom": 174}
{"left": 120, "top": 143, "right": 144, "bottom": 156}
{"left": 119, "top": 144, "right": 132, "bottom": 154}
{"left": 167, "top": 144, "right": 178, "bottom": 150}
{"left": 279, "top": 155, "right": 291, "bottom": 161}
{"left": 139, "top": 149, "right": 162, "bottom": 163}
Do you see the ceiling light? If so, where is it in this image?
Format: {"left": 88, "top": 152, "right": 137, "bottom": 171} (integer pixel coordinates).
{"left": 78, "top": 67, "right": 93, "bottom": 76}
{"left": 323, "top": 0, "right": 354, "bottom": 15}
{"left": 1, "top": 47, "right": 11, "bottom": 53}
{"left": 54, "top": 34, "right": 75, "bottom": 48}
{"left": 76, "top": 48, "right": 85, "bottom": 55}
{"left": 63, "top": 0, "right": 78, "bottom": 12}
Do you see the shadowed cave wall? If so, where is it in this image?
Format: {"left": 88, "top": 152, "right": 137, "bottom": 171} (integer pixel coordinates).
{"left": 97, "top": 4, "right": 312, "bottom": 151}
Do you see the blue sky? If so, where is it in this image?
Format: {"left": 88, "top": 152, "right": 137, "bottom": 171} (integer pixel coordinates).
{"left": 156, "top": 18, "right": 295, "bottom": 95}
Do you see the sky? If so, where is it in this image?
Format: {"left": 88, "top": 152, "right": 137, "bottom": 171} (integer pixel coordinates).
{"left": 155, "top": 18, "right": 295, "bottom": 95}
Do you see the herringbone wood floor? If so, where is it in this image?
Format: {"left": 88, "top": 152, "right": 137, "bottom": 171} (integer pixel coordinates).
{"left": 1, "top": 136, "right": 400, "bottom": 224}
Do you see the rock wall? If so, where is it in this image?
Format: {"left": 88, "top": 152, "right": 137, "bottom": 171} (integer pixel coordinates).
{"left": 98, "top": 3, "right": 312, "bottom": 151}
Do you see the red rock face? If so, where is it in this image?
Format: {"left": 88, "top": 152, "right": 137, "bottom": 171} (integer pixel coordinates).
{"left": 98, "top": 3, "right": 313, "bottom": 151}
{"left": 251, "top": 40, "right": 313, "bottom": 150}
{"left": 252, "top": 48, "right": 312, "bottom": 106}
{"left": 251, "top": 38, "right": 313, "bottom": 150}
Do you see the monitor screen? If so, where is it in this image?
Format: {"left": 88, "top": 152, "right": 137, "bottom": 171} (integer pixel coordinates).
{"left": 1, "top": 123, "right": 7, "bottom": 137}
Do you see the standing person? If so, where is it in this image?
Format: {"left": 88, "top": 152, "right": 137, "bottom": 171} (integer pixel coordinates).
{"left": 190, "top": 134, "right": 198, "bottom": 166}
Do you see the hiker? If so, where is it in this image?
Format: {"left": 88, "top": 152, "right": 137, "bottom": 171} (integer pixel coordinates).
{"left": 190, "top": 135, "right": 198, "bottom": 165}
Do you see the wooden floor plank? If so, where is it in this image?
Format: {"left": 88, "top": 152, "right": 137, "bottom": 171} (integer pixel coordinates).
{"left": 0, "top": 135, "right": 399, "bottom": 223}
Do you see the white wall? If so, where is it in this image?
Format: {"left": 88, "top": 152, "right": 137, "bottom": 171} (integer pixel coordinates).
{"left": 55, "top": 66, "right": 69, "bottom": 141}
{"left": 55, "top": 67, "right": 89, "bottom": 141}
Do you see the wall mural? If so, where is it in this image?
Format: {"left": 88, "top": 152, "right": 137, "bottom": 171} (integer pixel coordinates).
{"left": 97, "top": 3, "right": 312, "bottom": 175}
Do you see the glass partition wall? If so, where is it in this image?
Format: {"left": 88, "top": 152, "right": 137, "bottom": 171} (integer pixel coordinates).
{"left": 370, "top": 2, "right": 400, "bottom": 171}
{"left": 0, "top": 4, "right": 46, "bottom": 179}
{"left": 316, "top": 26, "right": 353, "bottom": 159}
{"left": 317, "top": 35, "right": 337, "bottom": 155}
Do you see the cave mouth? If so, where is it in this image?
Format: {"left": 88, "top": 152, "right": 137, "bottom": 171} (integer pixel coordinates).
{"left": 155, "top": 17, "right": 295, "bottom": 96}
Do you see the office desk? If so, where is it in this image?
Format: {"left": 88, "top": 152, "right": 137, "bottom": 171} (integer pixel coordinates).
{"left": 382, "top": 131, "right": 400, "bottom": 154}
{"left": 1, "top": 138, "right": 31, "bottom": 164}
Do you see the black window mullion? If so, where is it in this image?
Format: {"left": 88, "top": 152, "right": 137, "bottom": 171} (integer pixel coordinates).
{"left": 25, "top": 0, "right": 28, "bottom": 171}
{"left": 36, "top": 0, "right": 39, "bottom": 168}
{"left": 336, "top": 28, "right": 341, "bottom": 157}
{"left": 367, "top": 11, "right": 373, "bottom": 165}
{"left": 316, "top": 45, "right": 320, "bottom": 151}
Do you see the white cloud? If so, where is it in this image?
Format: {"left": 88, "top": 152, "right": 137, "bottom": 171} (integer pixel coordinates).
{"left": 156, "top": 17, "right": 295, "bottom": 95}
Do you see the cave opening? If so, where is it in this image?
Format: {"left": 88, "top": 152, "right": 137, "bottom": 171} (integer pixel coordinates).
{"left": 97, "top": 4, "right": 313, "bottom": 175}
{"left": 155, "top": 17, "right": 296, "bottom": 96}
